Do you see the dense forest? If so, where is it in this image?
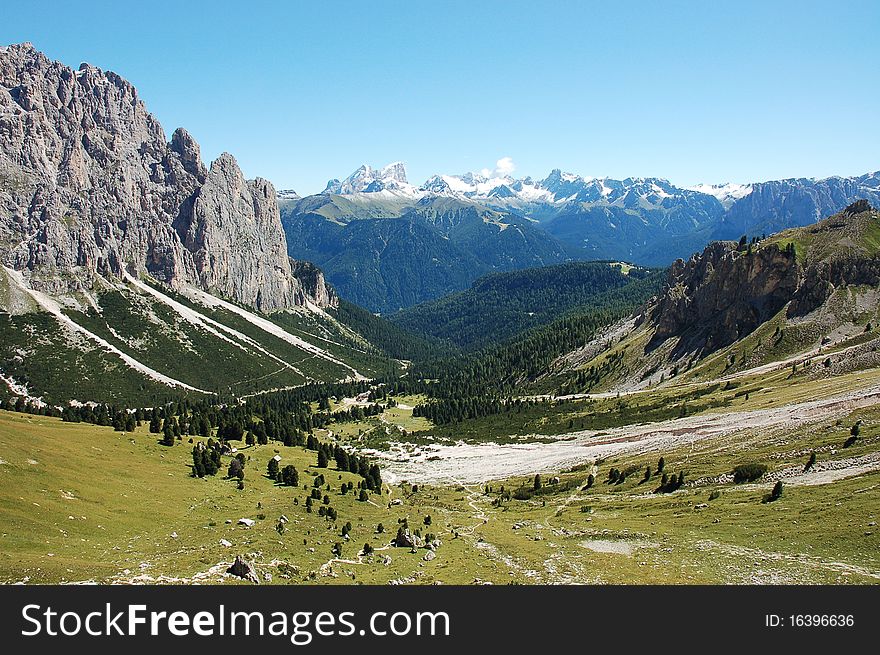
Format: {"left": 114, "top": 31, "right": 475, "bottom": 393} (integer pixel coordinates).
{"left": 410, "top": 272, "right": 663, "bottom": 424}
{"left": 390, "top": 262, "right": 661, "bottom": 351}
{"left": 331, "top": 299, "right": 453, "bottom": 363}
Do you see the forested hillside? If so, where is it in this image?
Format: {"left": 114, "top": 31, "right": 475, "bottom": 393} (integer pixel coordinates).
{"left": 390, "top": 262, "right": 661, "bottom": 351}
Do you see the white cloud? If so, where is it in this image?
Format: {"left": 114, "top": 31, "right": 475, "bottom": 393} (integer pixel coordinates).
{"left": 494, "top": 156, "right": 515, "bottom": 176}
{"left": 477, "top": 157, "right": 516, "bottom": 179}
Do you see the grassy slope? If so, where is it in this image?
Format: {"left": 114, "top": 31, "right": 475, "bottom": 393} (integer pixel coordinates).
{"left": 2, "top": 380, "right": 877, "bottom": 584}
{"left": 0, "top": 410, "right": 507, "bottom": 585}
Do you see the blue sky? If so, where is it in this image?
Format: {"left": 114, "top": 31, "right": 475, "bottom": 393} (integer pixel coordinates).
{"left": 3, "top": 0, "right": 878, "bottom": 194}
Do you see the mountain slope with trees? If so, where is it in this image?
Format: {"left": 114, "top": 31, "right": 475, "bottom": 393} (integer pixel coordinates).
{"left": 390, "top": 261, "right": 662, "bottom": 351}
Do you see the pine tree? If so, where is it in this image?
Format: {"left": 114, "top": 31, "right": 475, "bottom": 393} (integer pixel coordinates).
{"left": 227, "top": 458, "right": 243, "bottom": 479}
{"left": 192, "top": 447, "right": 206, "bottom": 478}
{"left": 162, "top": 423, "right": 175, "bottom": 446}
{"left": 804, "top": 452, "right": 816, "bottom": 472}
{"left": 280, "top": 465, "right": 299, "bottom": 487}
{"left": 769, "top": 480, "right": 783, "bottom": 502}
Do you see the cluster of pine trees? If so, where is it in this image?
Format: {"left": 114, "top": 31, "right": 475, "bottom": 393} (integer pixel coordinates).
{"left": 310, "top": 437, "right": 383, "bottom": 491}
{"left": 191, "top": 440, "right": 223, "bottom": 477}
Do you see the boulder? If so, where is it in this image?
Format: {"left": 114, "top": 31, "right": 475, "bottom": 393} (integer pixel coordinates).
{"left": 226, "top": 555, "right": 259, "bottom": 583}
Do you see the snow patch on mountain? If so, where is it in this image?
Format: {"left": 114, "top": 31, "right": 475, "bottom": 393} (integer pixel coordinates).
{"left": 688, "top": 183, "right": 753, "bottom": 207}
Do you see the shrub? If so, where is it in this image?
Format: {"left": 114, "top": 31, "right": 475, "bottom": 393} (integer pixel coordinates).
{"left": 512, "top": 487, "right": 533, "bottom": 501}
{"left": 654, "top": 471, "right": 685, "bottom": 494}
{"left": 708, "top": 490, "right": 721, "bottom": 501}
{"left": 732, "top": 463, "right": 768, "bottom": 483}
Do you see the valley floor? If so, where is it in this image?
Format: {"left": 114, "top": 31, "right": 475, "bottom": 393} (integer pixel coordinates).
{"left": 1, "top": 363, "right": 878, "bottom": 584}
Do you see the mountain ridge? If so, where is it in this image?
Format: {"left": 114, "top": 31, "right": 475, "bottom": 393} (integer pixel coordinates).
{"left": 0, "top": 42, "right": 332, "bottom": 313}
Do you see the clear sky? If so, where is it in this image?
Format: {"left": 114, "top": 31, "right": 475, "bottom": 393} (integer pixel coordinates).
{"left": 2, "top": 0, "right": 878, "bottom": 194}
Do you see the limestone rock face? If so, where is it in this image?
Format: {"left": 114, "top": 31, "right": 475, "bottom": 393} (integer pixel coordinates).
{"left": 0, "top": 42, "right": 333, "bottom": 311}
{"left": 646, "top": 201, "right": 880, "bottom": 353}
{"left": 649, "top": 240, "right": 800, "bottom": 351}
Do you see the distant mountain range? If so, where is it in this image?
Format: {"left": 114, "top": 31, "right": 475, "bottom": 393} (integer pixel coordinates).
{"left": 279, "top": 163, "right": 880, "bottom": 312}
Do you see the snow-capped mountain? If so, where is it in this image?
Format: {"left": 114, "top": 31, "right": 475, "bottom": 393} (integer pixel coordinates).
{"left": 687, "top": 183, "right": 753, "bottom": 209}
{"left": 309, "top": 162, "right": 759, "bottom": 214}
{"left": 279, "top": 162, "right": 880, "bottom": 312}
{"left": 323, "top": 161, "right": 418, "bottom": 196}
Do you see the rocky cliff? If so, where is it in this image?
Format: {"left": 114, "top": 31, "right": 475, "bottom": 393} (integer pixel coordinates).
{"left": 0, "top": 42, "right": 334, "bottom": 312}
{"left": 646, "top": 201, "right": 880, "bottom": 353}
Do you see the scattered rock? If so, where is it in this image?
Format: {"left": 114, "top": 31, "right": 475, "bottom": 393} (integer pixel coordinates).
{"left": 219, "top": 539, "right": 232, "bottom": 547}
{"left": 238, "top": 518, "right": 255, "bottom": 527}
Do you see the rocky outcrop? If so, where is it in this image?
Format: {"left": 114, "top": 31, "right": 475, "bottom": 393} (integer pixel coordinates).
{"left": 226, "top": 555, "right": 259, "bottom": 583}
{"left": 648, "top": 241, "right": 800, "bottom": 351}
{"left": 289, "top": 260, "right": 337, "bottom": 308}
{"left": 0, "top": 43, "right": 333, "bottom": 312}
{"left": 646, "top": 201, "right": 880, "bottom": 353}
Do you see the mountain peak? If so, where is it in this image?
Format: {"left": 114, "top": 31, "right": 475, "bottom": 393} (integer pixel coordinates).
{"left": 323, "top": 161, "right": 413, "bottom": 195}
